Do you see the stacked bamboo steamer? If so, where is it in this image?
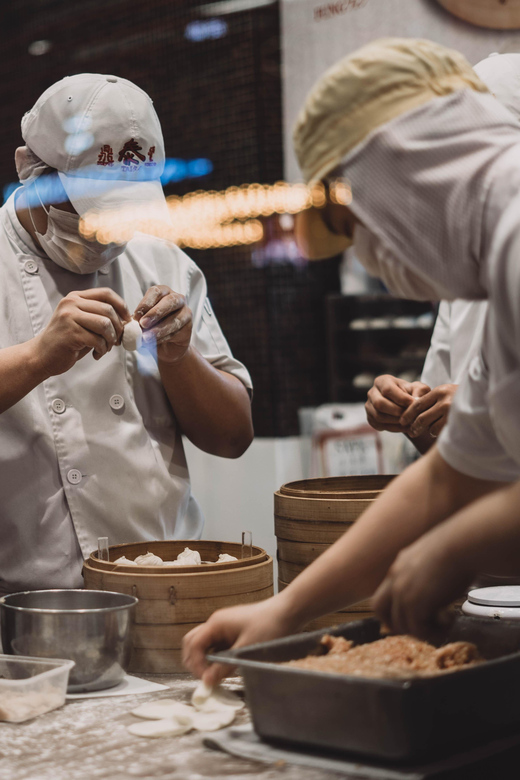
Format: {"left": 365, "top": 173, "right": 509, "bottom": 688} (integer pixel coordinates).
{"left": 275, "top": 475, "right": 395, "bottom": 631}
{"left": 83, "top": 540, "right": 273, "bottom": 673}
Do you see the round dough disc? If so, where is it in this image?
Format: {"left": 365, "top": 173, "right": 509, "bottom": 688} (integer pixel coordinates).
{"left": 127, "top": 718, "right": 192, "bottom": 738}
{"left": 190, "top": 708, "right": 236, "bottom": 732}
{"left": 131, "top": 700, "right": 193, "bottom": 722}
{"left": 191, "top": 681, "right": 244, "bottom": 713}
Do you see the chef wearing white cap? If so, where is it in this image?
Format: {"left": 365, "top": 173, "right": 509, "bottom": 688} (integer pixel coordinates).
{"left": 183, "top": 40, "right": 520, "bottom": 684}
{"left": 366, "top": 53, "right": 520, "bottom": 453}
{"left": 0, "top": 74, "right": 253, "bottom": 595}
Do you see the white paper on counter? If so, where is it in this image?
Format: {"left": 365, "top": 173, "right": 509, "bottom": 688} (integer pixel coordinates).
{"left": 66, "top": 674, "right": 169, "bottom": 699}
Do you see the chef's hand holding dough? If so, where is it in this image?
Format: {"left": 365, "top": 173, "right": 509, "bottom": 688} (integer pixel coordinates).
{"left": 134, "top": 285, "right": 192, "bottom": 364}
{"left": 132, "top": 284, "right": 251, "bottom": 457}
{"left": 34, "top": 287, "right": 129, "bottom": 374}
{"left": 365, "top": 375, "right": 430, "bottom": 433}
{"left": 183, "top": 598, "right": 297, "bottom": 687}
{"left": 400, "top": 384, "right": 458, "bottom": 439}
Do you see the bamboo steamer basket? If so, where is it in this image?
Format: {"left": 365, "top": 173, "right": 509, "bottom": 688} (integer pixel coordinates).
{"left": 83, "top": 540, "right": 273, "bottom": 673}
{"left": 279, "top": 475, "right": 394, "bottom": 499}
{"left": 436, "top": 0, "right": 520, "bottom": 29}
{"left": 275, "top": 475, "right": 395, "bottom": 630}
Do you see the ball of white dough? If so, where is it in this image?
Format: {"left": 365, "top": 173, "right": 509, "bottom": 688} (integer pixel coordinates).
{"left": 122, "top": 319, "right": 143, "bottom": 351}
{"left": 113, "top": 556, "right": 137, "bottom": 566}
{"left": 134, "top": 551, "right": 164, "bottom": 566}
{"left": 174, "top": 547, "right": 202, "bottom": 566}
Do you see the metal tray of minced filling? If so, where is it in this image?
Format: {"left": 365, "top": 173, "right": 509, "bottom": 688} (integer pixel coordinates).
{"left": 208, "top": 616, "right": 520, "bottom": 761}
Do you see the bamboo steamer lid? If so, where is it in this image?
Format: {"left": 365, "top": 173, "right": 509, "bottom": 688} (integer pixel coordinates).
{"left": 279, "top": 475, "right": 395, "bottom": 499}
{"left": 437, "top": 0, "right": 520, "bottom": 29}
{"left": 83, "top": 539, "right": 273, "bottom": 674}
{"left": 275, "top": 476, "right": 394, "bottom": 539}
{"left": 275, "top": 492, "right": 380, "bottom": 524}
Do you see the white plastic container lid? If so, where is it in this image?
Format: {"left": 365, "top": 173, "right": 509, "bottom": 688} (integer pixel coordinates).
{"left": 467, "top": 586, "right": 520, "bottom": 607}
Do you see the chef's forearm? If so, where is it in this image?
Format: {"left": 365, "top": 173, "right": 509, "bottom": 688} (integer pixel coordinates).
{"left": 420, "top": 479, "right": 520, "bottom": 580}
{"left": 406, "top": 430, "right": 435, "bottom": 455}
{"left": 0, "top": 339, "right": 49, "bottom": 413}
{"left": 158, "top": 346, "right": 253, "bottom": 457}
{"left": 276, "top": 448, "right": 503, "bottom": 628}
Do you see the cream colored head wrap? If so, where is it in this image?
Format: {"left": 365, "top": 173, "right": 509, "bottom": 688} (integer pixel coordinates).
{"left": 293, "top": 38, "right": 488, "bottom": 184}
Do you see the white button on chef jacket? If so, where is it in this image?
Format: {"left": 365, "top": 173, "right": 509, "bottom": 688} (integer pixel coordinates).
{"left": 109, "top": 394, "right": 124, "bottom": 410}
{"left": 0, "top": 195, "right": 252, "bottom": 594}
{"left": 52, "top": 398, "right": 66, "bottom": 414}
{"left": 24, "top": 260, "right": 38, "bottom": 275}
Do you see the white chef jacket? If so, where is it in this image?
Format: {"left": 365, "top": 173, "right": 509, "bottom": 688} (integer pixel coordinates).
{"left": 421, "top": 301, "right": 520, "bottom": 481}
{"left": 421, "top": 300, "right": 489, "bottom": 388}
{"left": 0, "top": 193, "right": 252, "bottom": 594}
{"left": 437, "top": 159, "right": 520, "bottom": 484}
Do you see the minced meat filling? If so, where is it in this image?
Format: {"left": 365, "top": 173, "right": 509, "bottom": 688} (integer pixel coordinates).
{"left": 283, "top": 634, "right": 483, "bottom": 679}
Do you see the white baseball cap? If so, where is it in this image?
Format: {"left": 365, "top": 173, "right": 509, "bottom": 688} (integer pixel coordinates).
{"left": 21, "top": 73, "right": 167, "bottom": 217}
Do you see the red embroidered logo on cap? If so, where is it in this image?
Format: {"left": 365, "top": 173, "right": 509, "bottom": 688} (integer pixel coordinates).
{"left": 118, "top": 138, "right": 146, "bottom": 169}
{"left": 97, "top": 145, "right": 114, "bottom": 166}
{"left": 145, "top": 145, "right": 157, "bottom": 167}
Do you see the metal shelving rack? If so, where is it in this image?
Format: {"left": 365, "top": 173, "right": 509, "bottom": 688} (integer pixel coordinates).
{"left": 326, "top": 294, "right": 436, "bottom": 403}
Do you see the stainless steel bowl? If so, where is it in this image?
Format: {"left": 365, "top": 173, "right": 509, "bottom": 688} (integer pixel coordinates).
{"left": 0, "top": 589, "right": 137, "bottom": 692}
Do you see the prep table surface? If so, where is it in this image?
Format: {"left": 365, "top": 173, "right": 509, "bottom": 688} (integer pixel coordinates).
{"left": 0, "top": 674, "right": 344, "bottom": 780}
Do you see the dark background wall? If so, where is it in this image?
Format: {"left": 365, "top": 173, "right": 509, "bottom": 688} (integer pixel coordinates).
{"left": 1, "top": 0, "right": 340, "bottom": 436}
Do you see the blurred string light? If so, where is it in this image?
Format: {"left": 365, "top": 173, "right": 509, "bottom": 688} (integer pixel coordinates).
{"left": 28, "top": 40, "right": 53, "bottom": 56}
{"left": 2, "top": 158, "right": 214, "bottom": 206}
{"left": 162, "top": 158, "right": 213, "bottom": 183}
{"left": 79, "top": 180, "right": 353, "bottom": 250}
{"left": 184, "top": 19, "right": 228, "bottom": 41}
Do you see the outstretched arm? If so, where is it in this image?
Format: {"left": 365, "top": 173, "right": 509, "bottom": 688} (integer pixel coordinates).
{"left": 374, "top": 477, "right": 520, "bottom": 637}
{"left": 183, "top": 448, "right": 503, "bottom": 684}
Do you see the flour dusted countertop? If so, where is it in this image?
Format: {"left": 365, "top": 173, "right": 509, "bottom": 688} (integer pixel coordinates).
{"left": 0, "top": 674, "right": 343, "bottom": 780}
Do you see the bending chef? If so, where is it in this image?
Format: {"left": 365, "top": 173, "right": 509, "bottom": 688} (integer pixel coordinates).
{"left": 183, "top": 40, "right": 520, "bottom": 683}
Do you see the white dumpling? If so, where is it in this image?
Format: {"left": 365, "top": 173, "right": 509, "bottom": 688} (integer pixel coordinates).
{"left": 122, "top": 319, "right": 143, "bottom": 351}
{"left": 174, "top": 547, "right": 202, "bottom": 566}
{"left": 217, "top": 553, "right": 238, "bottom": 563}
{"left": 127, "top": 718, "right": 192, "bottom": 738}
{"left": 191, "top": 681, "right": 244, "bottom": 713}
{"left": 131, "top": 700, "right": 193, "bottom": 723}
{"left": 113, "top": 556, "right": 137, "bottom": 566}
{"left": 134, "top": 551, "right": 164, "bottom": 566}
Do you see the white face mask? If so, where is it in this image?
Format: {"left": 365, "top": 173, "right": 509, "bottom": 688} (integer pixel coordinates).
{"left": 29, "top": 181, "right": 126, "bottom": 274}
{"left": 353, "top": 224, "right": 450, "bottom": 301}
